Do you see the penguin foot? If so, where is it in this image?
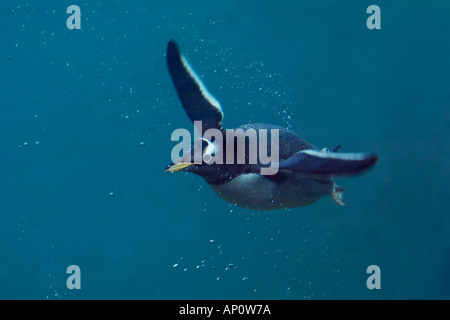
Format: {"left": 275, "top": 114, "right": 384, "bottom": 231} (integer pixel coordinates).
{"left": 331, "top": 184, "right": 346, "bottom": 207}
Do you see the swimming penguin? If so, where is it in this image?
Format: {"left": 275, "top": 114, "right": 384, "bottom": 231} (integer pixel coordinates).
{"left": 165, "top": 40, "right": 377, "bottom": 210}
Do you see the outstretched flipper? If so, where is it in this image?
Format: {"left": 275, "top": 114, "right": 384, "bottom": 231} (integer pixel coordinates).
{"left": 279, "top": 149, "right": 378, "bottom": 176}
{"left": 166, "top": 40, "right": 224, "bottom": 131}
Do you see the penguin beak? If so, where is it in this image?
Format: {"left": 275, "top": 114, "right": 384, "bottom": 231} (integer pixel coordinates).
{"left": 165, "top": 162, "right": 195, "bottom": 173}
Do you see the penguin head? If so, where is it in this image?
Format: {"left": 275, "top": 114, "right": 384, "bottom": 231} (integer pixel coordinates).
{"left": 165, "top": 138, "right": 223, "bottom": 180}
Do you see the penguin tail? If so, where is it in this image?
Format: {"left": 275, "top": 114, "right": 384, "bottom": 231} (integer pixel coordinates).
{"left": 331, "top": 183, "right": 346, "bottom": 207}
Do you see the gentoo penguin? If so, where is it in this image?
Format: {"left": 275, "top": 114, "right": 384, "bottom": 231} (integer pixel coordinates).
{"left": 165, "top": 40, "right": 377, "bottom": 210}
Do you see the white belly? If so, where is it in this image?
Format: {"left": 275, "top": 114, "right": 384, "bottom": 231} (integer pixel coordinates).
{"left": 209, "top": 173, "right": 333, "bottom": 210}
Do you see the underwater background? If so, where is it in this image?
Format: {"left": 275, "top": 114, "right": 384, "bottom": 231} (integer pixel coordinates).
{"left": 0, "top": 0, "right": 449, "bottom": 299}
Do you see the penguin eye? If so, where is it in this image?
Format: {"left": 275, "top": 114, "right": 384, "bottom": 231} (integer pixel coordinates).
{"left": 202, "top": 139, "right": 216, "bottom": 164}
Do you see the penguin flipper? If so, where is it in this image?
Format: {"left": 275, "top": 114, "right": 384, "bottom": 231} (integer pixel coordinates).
{"left": 279, "top": 149, "right": 378, "bottom": 176}
{"left": 166, "top": 40, "right": 224, "bottom": 131}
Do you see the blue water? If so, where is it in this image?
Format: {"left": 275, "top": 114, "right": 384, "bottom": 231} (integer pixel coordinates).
{"left": 0, "top": 0, "right": 449, "bottom": 299}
